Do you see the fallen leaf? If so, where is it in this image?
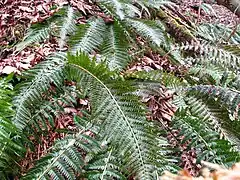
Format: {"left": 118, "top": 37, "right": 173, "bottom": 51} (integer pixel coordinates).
{"left": 2, "top": 65, "right": 17, "bottom": 74}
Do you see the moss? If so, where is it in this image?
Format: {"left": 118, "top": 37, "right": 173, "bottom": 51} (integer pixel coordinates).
{"left": 157, "top": 9, "right": 196, "bottom": 43}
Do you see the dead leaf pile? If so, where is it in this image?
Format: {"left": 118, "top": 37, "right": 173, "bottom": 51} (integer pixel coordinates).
{"left": 177, "top": 0, "right": 240, "bottom": 26}
{"left": 0, "top": 40, "right": 58, "bottom": 74}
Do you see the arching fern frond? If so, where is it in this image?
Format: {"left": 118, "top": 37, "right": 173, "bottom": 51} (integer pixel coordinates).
{"left": 196, "top": 23, "right": 240, "bottom": 44}
{"left": 187, "top": 65, "right": 236, "bottom": 86}
{"left": 181, "top": 43, "right": 240, "bottom": 72}
{"left": 184, "top": 85, "right": 240, "bottom": 148}
{"left": 15, "top": 7, "right": 77, "bottom": 52}
{"left": 187, "top": 85, "right": 240, "bottom": 119}
{"left": 65, "top": 53, "right": 171, "bottom": 179}
{"left": 23, "top": 125, "right": 100, "bottom": 179}
{"left": 185, "top": 96, "right": 240, "bottom": 149}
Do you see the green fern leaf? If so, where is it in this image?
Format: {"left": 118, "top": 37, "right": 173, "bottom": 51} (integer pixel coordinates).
{"left": 23, "top": 133, "right": 99, "bottom": 179}
{"left": 187, "top": 85, "right": 240, "bottom": 119}
{"left": 126, "top": 19, "right": 166, "bottom": 47}
{"left": 58, "top": 6, "right": 76, "bottom": 49}
{"left": 70, "top": 18, "right": 107, "bottom": 54}
{"left": 98, "top": 0, "right": 125, "bottom": 20}
{"left": 172, "top": 111, "right": 240, "bottom": 166}
{"left": 0, "top": 77, "right": 25, "bottom": 177}
{"left": 13, "top": 53, "right": 66, "bottom": 130}
{"left": 100, "top": 22, "right": 130, "bottom": 71}
{"left": 181, "top": 43, "right": 240, "bottom": 72}
{"left": 65, "top": 53, "right": 169, "bottom": 179}
{"left": 15, "top": 27, "right": 50, "bottom": 52}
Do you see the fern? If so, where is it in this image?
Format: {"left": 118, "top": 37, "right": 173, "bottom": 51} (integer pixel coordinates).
{"left": 58, "top": 6, "right": 76, "bottom": 49}
{"left": 7, "top": 0, "right": 240, "bottom": 178}
{"left": 65, "top": 53, "right": 174, "bottom": 178}
{"left": 127, "top": 19, "right": 166, "bottom": 47}
{"left": 100, "top": 22, "right": 130, "bottom": 70}
{"left": 13, "top": 53, "right": 66, "bottom": 130}
{"left": 0, "top": 76, "right": 25, "bottom": 178}
{"left": 23, "top": 126, "right": 100, "bottom": 179}
{"left": 15, "top": 27, "right": 50, "bottom": 52}
{"left": 172, "top": 111, "right": 240, "bottom": 166}
{"left": 187, "top": 85, "right": 240, "bottom": 119}
{"left": 186, "top": 65, "right": 236, "bottom": 86}
{"left": 70, "top": 18, "right": 107, "bottom": 54}
{"left": 11, "top": 52, "right": 176, "bottom": 179}
{"left": 197, "top": 23, "right": 240, "bottom": 44}
{"left": 186, "top": 97, "right": 228, "bottom": 135}
{"left": 181, "top": 43, "right": 240, "bottom": 72}
{"left": 15, "top": 7, "right": 77, "bottom": 52}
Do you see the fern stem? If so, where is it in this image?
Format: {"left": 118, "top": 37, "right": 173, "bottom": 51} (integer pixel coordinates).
{"left": 100, "top": 148, "right": 112, "bottom": 180}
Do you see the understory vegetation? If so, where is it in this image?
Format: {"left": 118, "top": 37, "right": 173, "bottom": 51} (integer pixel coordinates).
{"left": 1, "top": 0, "right": 240, "bottom": 179}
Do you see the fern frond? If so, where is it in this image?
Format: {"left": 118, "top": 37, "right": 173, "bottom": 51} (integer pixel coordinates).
{"left": 23, "top": 131, "right": 99, "bottom": 179}
{"left": 186, "top": 96, "right": 240, "bottom": 149}
{"left": 187, "top": 85, "right": 240, "bottom": 119}
{"left": 186, "top": 97, "right": 228, "bottom": 135}
{"left": 65, "top": 53, "right": 171, "bottom": 179}
{"left": 197, "top": 23, "right": 240, "bottom": 44}
{"left": 185, "top": 85, "right": 240, "bottom": 148}
{"left": 15, "top": 27, "right": 50, "bottom": 52}
{"left": 126, "top": 19, "right": 166, "bottom": 47}
{"left": 0, "top": 76, "right": 25, "bottom": 177}
{"left": 100, "top": 22, "right": 130, "bottom": 70}
{"left": 70, "top": 18, "right": 107, "bottom": 54}
{"left": 172, "top": 112, "right": 240, "bottom": 166}
{"left": 13, "top": 53, "right": 66, "bottom": 130}
{"left": 58, "top": 6, "right": 76, "bottom": 49}
{"left": 181, "top": 43, "right": 240, "bottom": 72}
{"left": 98, "top": 0, "right": 125, "bottom": 20}
{"left": 187, "top": 65, "right": 236, "bottom": 86}
{"left": 23, "top": 110, "right": 100, "bottom": 179}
